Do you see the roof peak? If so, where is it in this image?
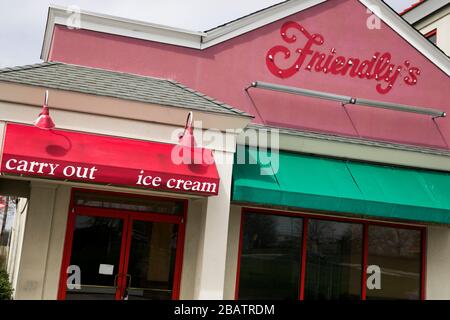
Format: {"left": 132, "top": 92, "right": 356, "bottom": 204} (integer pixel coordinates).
{"left": 41, "top": 1, "right": 450, "bottom": 77}
{"left": 41, "top": 1, "right": 326, "bottom": 56}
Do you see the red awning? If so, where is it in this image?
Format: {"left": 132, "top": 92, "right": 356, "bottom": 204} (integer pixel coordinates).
{"left": 0, "top": 124, "right": 220, "bottom": 196}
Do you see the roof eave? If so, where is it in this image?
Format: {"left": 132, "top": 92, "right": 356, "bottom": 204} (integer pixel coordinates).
{"left": 40, "top": 5, "right": 206, "bottom": 60}
{"left": 200, "top": 0, "right": 326, "bottom": 48}
{"left": 402, "top": 0, "right": 449, "bottom": 24}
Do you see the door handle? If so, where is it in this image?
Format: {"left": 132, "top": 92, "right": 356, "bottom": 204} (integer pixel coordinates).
{"left": 114, "top": 274, "right": 119, "bottom": 288}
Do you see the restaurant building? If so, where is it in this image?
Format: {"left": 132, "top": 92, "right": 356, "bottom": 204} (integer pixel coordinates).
{"left": 0, "top": 0, "right": 450, "bottom": 300}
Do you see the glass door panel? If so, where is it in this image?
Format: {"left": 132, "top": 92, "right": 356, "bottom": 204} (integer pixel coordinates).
{"left": 124, "top": 220, "right": 179, "bottom": 300}
{"left": 66, "top": 215, "right": 125, "bottom": 300}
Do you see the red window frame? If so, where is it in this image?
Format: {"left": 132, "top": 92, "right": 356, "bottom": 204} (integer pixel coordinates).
{"left": 424, "top": 29, "right": 437, "bottom": 44}
{"left": 235, "top": 207, "right": 427, "bottom": 300}
{"left": 57, "top": 187, "right": 188, "bottom": 300}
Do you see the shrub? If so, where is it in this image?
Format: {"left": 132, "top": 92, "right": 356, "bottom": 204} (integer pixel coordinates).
{"left": 0, "top": 269, "right": 13, "bottom": 300}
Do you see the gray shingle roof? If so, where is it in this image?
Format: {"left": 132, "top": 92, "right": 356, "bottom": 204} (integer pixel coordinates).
{"left": 0, "top": 62, "right": 252, "bottom": 117}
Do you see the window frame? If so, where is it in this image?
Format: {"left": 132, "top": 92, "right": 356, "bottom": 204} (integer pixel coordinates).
{"left": 235, "top": 207, "right": 427, "bottom": 300}
{"left": 424, "top": 29, "right": 437, "bottom": 44}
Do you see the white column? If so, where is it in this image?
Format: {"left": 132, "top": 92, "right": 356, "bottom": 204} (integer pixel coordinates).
{"left": 194, "top": 150, "right": 234, "bottom": 299}
{"left": 223, "top": 205, "right": 242, "bottom": 299}
{"left": 426, "top": 225, "right": 450, "bottom": 299}
{"left": 14, "top": 182, "right": 57, "bottom": 300}
{"left": 42, "top": 185, "right": 71, "bottom": 299}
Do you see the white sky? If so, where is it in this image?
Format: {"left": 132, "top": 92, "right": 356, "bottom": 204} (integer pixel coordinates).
{"left": 0, "top": 0, "right": 418, "bottom": 68}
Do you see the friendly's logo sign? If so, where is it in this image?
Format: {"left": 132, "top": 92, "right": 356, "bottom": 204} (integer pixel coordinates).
{"left": 266, "top": 21, "right": 421, "bottom": 94}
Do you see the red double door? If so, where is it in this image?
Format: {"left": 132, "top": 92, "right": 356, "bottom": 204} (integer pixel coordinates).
{"left": 58, "top": 206, "right": 185, "bottom": 300}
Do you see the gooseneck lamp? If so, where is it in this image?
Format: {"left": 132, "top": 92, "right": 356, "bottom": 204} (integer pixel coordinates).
{"left": 179, "top": 111, "right": 196, "bottom": 148}
{"left": 179, "top": 111, "right": 203, "bottom": 165}
{"left": 34, "top": 90, "right": 56, "bottom": 129}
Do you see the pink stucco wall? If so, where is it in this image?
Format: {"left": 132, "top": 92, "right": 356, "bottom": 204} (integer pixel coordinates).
{"left": 48, "top": 0, "right": 450, "bottom": 149}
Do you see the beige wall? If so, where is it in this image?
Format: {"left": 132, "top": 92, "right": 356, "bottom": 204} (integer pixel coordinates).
{"left": 426, "top": 225, "right": 450, "bottom": 300}
{"left": 41, "top": 185, "right": 71, "bottom": 299}
{"left": 192, "top": 150, "right": 235, "bottom": 299}
{"left": 11, "top": 182, "right": 71, "bottom": 300}
{"left": 224, "top": 205, "right": 241, "bottom": 299}
{"left": 179, "top": 198, "right": 206, "bottom": 299}
{"left": 13, "top": 182, "right": 58, "bottom": 299}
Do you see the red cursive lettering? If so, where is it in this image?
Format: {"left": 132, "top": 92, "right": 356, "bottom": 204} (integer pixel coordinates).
{"left": 266, "top": 21, "right": 420, "bottom": 94}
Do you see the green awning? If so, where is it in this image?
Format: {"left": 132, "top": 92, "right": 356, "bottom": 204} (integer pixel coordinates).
{"left": 232, "top": 146, "right": 450, "bottom": 224}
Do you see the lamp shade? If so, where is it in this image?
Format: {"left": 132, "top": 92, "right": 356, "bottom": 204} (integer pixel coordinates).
{"left": 34, "top": 90, "right": 55, "bottom": 129}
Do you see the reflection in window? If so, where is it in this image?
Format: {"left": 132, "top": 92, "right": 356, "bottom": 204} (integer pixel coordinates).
{"left": 237, "top": 211, "right": 424, "bottom": 300}
{"left": 127, "top": 221, "right": 178, "bottom": 300}
{"left": 304, "top": 220, "right": 363, "bottom": 300}
{"left": 238, "top": 213, "right": 303, "bottom": 300}
{"left": 66, "top": 216, "right": 124, "bottom": 300}
{"left": 366, "top": 226, "right": 422, "bottom": 300}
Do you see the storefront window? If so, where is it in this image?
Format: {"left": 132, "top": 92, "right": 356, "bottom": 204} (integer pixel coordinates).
{"left": 237, "top": 210, "right": 424, "bottom": 300}
{"left": 366, "top": 225, "right": 422, "bottom": 300}
{"left": 304, "top": 219, "right": 363, "bottom": 300}
{"left": 238, "top": 212, "right": 303, "bottom": 300}
{"left": 73, "top": 190, "right": 184, "bottom": 215}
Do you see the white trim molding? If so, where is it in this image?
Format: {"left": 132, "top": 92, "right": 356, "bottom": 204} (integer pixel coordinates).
{"left": 200, "top": 0, "right": 326, "bottom": 48}
{"left": 40, "top": 1, "right": 325, "bottom": 58}
{"left": 40, "top": 4, "right": 206, "bottom": 59}
{"left": 402, "top": 0, "right": 449, "bottom": 25}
